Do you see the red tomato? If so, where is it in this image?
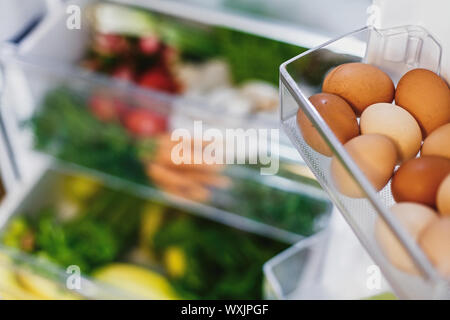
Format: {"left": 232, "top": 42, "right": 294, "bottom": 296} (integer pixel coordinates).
{"left": 112, "top": 65, "right": 135, "bottom": 82}
{"left": 162, "top": 46, "right": 178, "bottom": 66}
{"left": 89, "top": 93, "right": 127, "bottom": 122}
{"left": 93, "top": 33, "right": 130, "bottom": 55}
{"left": 123, "top": 108, "right": 167, "bottom": 137}
{"left": 139, "top": 68, "right": 178, "bottom": 93}
{"left": 139, "top": 36, "right": 161, "bottom": 55}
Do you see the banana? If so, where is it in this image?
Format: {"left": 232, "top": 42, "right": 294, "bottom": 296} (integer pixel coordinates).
{"left": 93, "top": 263, "right": 179, "bottom": 300}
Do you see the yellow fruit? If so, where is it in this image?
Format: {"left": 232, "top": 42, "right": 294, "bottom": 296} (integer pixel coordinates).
{"left": 16, "top": 270, "right": 79, "bottom": 300}
{"left": 64, "top": 175, "right": 100, "bottom": 201}
{"left": 0, "top": 266, "right": 41, "bottom": 300}
{"left": 164, "top": 246, "right": 186, "bottom": 278}
{"left": 140, "top": 204, "right": 165, "bottom": 247}
{"left": 93, "top": 263, "right": 179, "bottom": 300}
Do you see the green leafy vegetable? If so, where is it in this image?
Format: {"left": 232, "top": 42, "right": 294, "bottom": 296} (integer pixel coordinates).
{"left": 1, "top": 185, "right": 145, "bottom": 274}
{"left": 227, "top": 178, "right": 331, "bottom": 236}
{"left": 153, "top": 215, "right": 286, "bottom": 299}
{"left": 34, "top": 211, "right": 119, "bottom": 273}
{"left": 216, "top": 28, "right": 306, "bottom": 85}
{"left": 30, "top": 87, "right": 147, "bottom": 184}
{"left": 159, "top": 20, "right": 220, "bottom": 62}
{"left": 1, "top": 180, "right": 287, "bottom": 299}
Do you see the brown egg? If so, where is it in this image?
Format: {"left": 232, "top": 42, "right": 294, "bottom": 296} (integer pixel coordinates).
{"left": 419, "top": 218, "right": 450, "bottom": 278}
{"left": 331, "top": 134, "right": 397, "bottom": 198}
{"left": 395, "top": 68, "right": 450, "bottom": 137}
{"left": 375, "top": 202, "right": 438, "bottom": 275}
{"left": 360, "top": 103, "right": 422, "bottom": 162}
{"left": 437, "top": 174, "right": 450, "bottom": 216}
{"left": 322, "top": 62, "right": 395, "bottom": 115}
{"left": 297, "top": 93, "right": 359, "bottom": 156}
{"left": 391, "top": 156, "right": 450, "bottom": 207}
{"left": 422, "top": 123, "right": 450, "bottom": 160}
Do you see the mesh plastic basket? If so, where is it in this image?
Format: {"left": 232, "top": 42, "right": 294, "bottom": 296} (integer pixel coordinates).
{"left": 280, "top": 25, "right": 449, "bottom": 299}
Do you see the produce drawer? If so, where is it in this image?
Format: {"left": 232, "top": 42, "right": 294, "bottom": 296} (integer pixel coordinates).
{"left": 13, "top": 0, "right": 354, "bottom": 151}
{"left": 280, "top": 25, "right": 449, "bottom": 299}
{"left": 0, "top": 0, "right": 336, "bottom": 300}
{"left": 1, "top": 26, "right": 334, "bottom": 245}
{"left": 16, "top": 0, "right": 293, "bottom": 133}
{"left": 0, "top": 167, "right": 328, "bottom": 300}
{"left": 0, "top": 245, "right": 131, "bottom": 300}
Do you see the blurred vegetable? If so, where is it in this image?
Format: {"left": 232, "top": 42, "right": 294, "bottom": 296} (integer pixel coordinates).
{"left": 139, "top": 36, "right": 161, "bottom": 55}
{"left": 138, "top": 68, "right": 179, "bottom": 93}
{"left": 15, "top": 270, "right": 79, "bottom": 300}
{"left": 33, "top": 211, "right": 119, "bottom": 273}
{"left": 63, "top": 175, "right": 101, "bottom": 202}
{"left": 86, "top": 3, "right": 308, "bottom": 89}
{"left": 111, "top": 64, "right": 136, "bottom": 81}
{"left": 1, "top": 214, "right": 106, "bottom": 292}
{"left": 88, "top": 91, "right": 127, "bottom": 122}
{"left": 1, "top": 186, "right": 144, "bottom": 274}
{"left": 31, "top": 87, "right": 329, "bottom": 232}
{"left": 153, "top": 216, "right": 286, "bottom": 299}
{"left": 0, "top": 264, "right": 42, "bottom": 300}
{"left": 1, "top": 172, "right": 289, "bottom": 299}
{"left": 84, "top": 4, "right": 182, "bottom": 93}
{"left": 1, "top": 218, "right": 32, "bottom": 251}
{"left": 31, "top": 88, "right": 148, "bottom": 184}
{"left": 92, "top": 33, "right": 131, "bottom": 56}
{"left": 139, "top": 203, "right": 165, "bottom": 248}
{"left": 122, "top": 108, "right": 168, "bottom": 137}
{"left": 93, "top": 263, "right": 179, "bottom": 300}
{"left": 31, "top": 88, "right": 227, "bottom": 202}
{"left": 158, "top": 20, "right": 220, "bottom": 62}
{"left": 92, "top": 3, "right": 157, "bottom": 37}
{"left": 216, "top": 28, "right": 305, "bottom": 85}
{"left": 143, "top": 134, "right": 231, "bottom": 202}
{"left": 228, "top": 179, "right": 330, "bottom": 235}
{"left": 163, "top": 246, "right": 186, "bottom": 279}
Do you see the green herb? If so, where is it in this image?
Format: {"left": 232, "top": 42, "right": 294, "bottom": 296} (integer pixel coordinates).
{"left": 227, "top": 179, "right": 331, "bottom": 236}
{"left": 30, "top": 87, "right": 147, "bottom": 184}
{"left": 216, "top": 28, "right": 306, "bottom": 85}
{"left": 1, "top": 185, "right": 145, "bottom": 274}
{"left": 30, "top": 87, "right": 330, "bottom": 241}
{"left": 148, "top": 14, "right": 309, "bottom": 85}
{"left": 159, "top": 19, "right": 220, "bottom": 62}
{"left": 33, "top": 211, "right": 119, "bottom": 273}
{"left": 1, "top": 179, "right": 287, "bottom": 299}
{"left": 153, "top": 215, "right": 286, "bottom": 299}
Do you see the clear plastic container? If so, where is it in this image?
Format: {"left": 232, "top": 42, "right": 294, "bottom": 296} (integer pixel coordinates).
{"left": 0, "top": 1, "right": 335, "bottom": 300}
{"left": 13, "top": 0, "right": 304, "bottom": 147}
{"left": 0, "top": 245, "right": 139, "bottom": 300}
{"left": 280, "top": 25, "right": 449, "bottom": 299}
{"left": 0, "top": 43, "right": 333, "bottom": 246}
{"left": 263, "top": 232, "right": 329, "bottom": 299}
{"left": 0, "top": 167, "right": 301, "bottom": 300}
{"left": 0, "top": 246, "right": 83, "bottom": 300}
